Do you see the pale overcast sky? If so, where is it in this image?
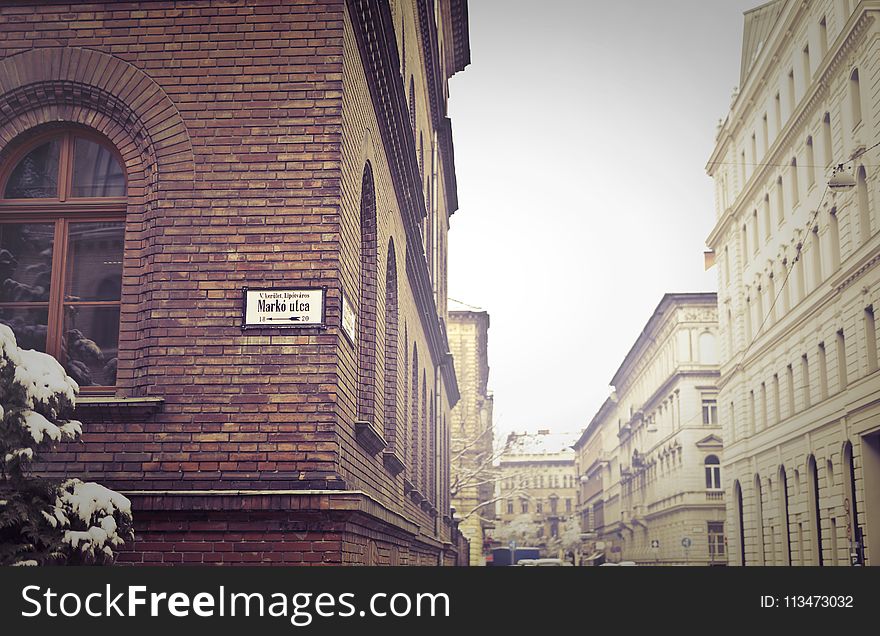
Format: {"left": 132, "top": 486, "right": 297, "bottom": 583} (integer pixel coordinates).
{"left": 447, "top": 0, "right": 759, "bottom": 436}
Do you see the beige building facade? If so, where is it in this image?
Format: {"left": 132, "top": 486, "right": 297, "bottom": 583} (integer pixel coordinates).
{"left": 706, "top": 0, "right": 880, "bottom": 565}
{"left": 493, "top": 431, "right": 579, "bottom": 557}
{"left": 575, "top": 294, "right": 725, "bottom": 565}
{"left": 448, "top": 306, "right": 494, "bottom": 565}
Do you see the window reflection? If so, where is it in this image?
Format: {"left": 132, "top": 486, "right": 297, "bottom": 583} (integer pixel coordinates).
{"left": 72, "top": 138, "right": 126, "bottom": 198}
{"left": 0, "top": 307, "right": 49, "bottom": 352}
{"left": 0, "top": 223, "right": 54, "bottom": 302}
{"left": 63, "top": 306, "right": 119, "bottom": 386}
{"left": 3, "top": 140, "right": 61, "bottom": 199}
{"left": 65, "top": 222, "right": 124, "bottom": 302}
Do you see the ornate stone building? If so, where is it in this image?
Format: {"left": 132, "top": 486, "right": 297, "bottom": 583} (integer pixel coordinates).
{"left": 493, "top": 430, "right": 579, "bottom": 558}
{"left": 575, "top": 294, "right": 725, "bottom": 565}
{"left": 448, "top": 304, "right": 494, "bottom": 565}
{"left": 706, "top": 0, "right": 879, "bottom": 566}
{"left": 0, "top": 0, "right": 471, "bottom": 565}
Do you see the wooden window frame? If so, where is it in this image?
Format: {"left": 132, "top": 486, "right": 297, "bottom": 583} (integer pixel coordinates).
{"left": 0, "top": 129, "right": 127, "bottom": 394}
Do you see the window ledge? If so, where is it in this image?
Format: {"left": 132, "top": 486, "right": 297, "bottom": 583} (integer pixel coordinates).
{"left": 73, "top": 396, "right": 164, "bottom": 422}
{"left": 382, "top": 450, "right": 405, "bottom": 476}
{"left": 354, "top": 420, "right": 388, "bottom": 456}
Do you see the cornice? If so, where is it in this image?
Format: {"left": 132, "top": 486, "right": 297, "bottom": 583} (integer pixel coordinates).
{"left": 706, "top": 6, "right": 877, "bottom": 248}
{"left": 347, "top": 0, "right": 457, "bottom": 404}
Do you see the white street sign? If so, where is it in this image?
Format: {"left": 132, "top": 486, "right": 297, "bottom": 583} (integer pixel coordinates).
{"left": 243, "top": 288, "right": 325, "bottom": 328}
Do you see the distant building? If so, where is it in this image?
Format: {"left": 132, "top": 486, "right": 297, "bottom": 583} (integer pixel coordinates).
{"left": 448, "top": 305, "right": 494, "bottom": 565}
{"left": 494, "top": 430, "right": 579, "bottom": 557}
{"left": 575, "top": 293, "right": 725, "bottom": 565}
{"left": 706, "top": 0, "right": 879, "bottom": 565}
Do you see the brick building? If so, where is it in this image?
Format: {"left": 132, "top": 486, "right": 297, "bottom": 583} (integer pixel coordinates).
{"left": 0, "top": 0, "right": 471, "bottom": 565}
{"left": 447, "top": 303, "right": 493, "bottom": 565}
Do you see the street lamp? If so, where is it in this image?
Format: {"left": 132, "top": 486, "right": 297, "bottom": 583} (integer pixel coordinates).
{"left": 828, "top": 164, "right": 856, "bottom": 190}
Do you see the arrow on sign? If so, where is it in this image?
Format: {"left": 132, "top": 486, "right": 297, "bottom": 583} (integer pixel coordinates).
{"left": 264, "top": 316, "right": 305, "bottom": 322}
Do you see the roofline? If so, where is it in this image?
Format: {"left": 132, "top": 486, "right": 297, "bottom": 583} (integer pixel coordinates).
{"left": 609, "top": 292, "right": 718, "bottom": 389}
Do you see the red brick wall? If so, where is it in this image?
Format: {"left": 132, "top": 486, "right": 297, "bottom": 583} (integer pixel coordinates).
{"left": 0, "top": 0, "right": 347, "bottom": 491}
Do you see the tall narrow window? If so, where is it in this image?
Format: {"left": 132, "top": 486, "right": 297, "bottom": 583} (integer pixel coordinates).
{"left": 763, "top": 194, "right": 772, "bottom": 240}
{"left": 751, "top": 133, "right": 757, "bottom": 168}
{"left": 411, "top": 344, "right": 420, "bottom": 485}
{"left": 837, "top": 329, "right": 848, "bottom": 390}
{"left": 829, "top": 208, "right": 841, "bottom": 271}
{"left": 774, "top": 92, "right": 782, "bottom": 132}
{"left": 702, "top": 398, "right": 718, "bottom": 425}
{"left": 760, "top": 382, "right": 767, "bottom": 430}
{"left": 802, "top": 45, "right": 811, "bottom": 84}
{"left": 819, "top": 16, "right": 828, "bottom": 57}
{"left": 782, "top": 259, "right": 791, "bottom": 313}
{"left": 802, "top": 354, "right": 811, "bottom": 409}
{"left": 749, "top": 390, "right": 756, "bottom": 436}
{"left": 856, "top": 166, "right": 870, "bottom": 243}
{"left": 795, "top": 246, "right": 806, "bottom": 302}
{"left": 741, "top": 151, "right": 746, "bottom": 186}
{"left": 768, "top": 271, "right": 777, "bottom": 323}
{"left": 708, "top": 521, "right": 725, "bottom": 562}
{"left": 822, "top": 112, "right": 833, "bottom": 166}
{"left": 408, "top": 76, "right": 416, "bottom": 136}
{"left": 849, "top": 68, "right": 862, "bottom": 128}
{"left": 807, "top": 455, "right": 824, "bottom": 565}
{"left": 786, "top": 364, "right": 795, "bottom": 416}
{"left": 755, "top": 475, "right": 766, "bottom": 565}
{"left": 790, "top": 158, "right": 799, "bottom": 207}
{"left": 745, "top": 295, "right": 752, "bottom": 343}
{"left": 787, "top": 70, "right": 796, "bottom": 116}
{"left": 752, "top": 210, "right": 760, "bottom": 252}
{"left": 806, "top": 136, "right": 816, "bottom": 188}
{"left": 734, "top": 481, "right": 746, "bottom": 566}
{"left": 0, "top": 130, "right": 127, "bottom": 388}
{"left": 811, "top": 226, "right": 822, "bottom": 287}
{"left": 357, "top": 163, "right": 379, "bottom": 424}
{"left": 762, "top": 113, "right": 769, "bottom": 154}
{"left": 742, "top": 225, "right": 749, "bottom": 265}
{"left": 724, "top": 246, "right": 731, "bottom": 286}
{"left": 818, "top": 342, "right": 828, "bottom": 401}
{"left": 383, "top": 241, "right": 399, "bottom": 452}
{"left": 773, "top": 373, "right": 781, "bottom": 423}
{"left": 779, "top": 466, "right": 792, "bottom": 566}
{"left": 843, "top": 441, "right": 861, "bottom": 563}
{"left": 421, "top": 372, "right": 427, "bottom": 493}
{"left": 866, "top": 305, "right": 878, "bottom": 373}
{"left": 776, "top": 176, "right": 785, "bottom": 224}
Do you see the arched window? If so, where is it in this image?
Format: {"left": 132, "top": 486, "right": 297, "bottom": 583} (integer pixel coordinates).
{"left": 790, "top": 157, "right": 799, "bottom": 207}
{"left": 698, "top": 331, "right": 717, "bottom": 364}
{"left": 0, "top": 129, "right": 127, "bottom": 388}
{"left": 357, "top": 163, "right": 379, "bottom": 424}
{"left": 806, "top": 136, "right": 816, "bottom": 188}
{"left": 822, "top": 112, "right": 832, "bottom": 166}
{"left": 421, "top": 370, "right": 427, "bottom": 494}
{"left": 734, "top": 480, "right": 746, "bottom": 566}
{"left": 776, "top": 176, "right": 785, "bottom": 224}
{"left": 856, "top": 166, "right": 870, "bottom": 243}
{"left": 383, "top": 240, "right": 399, "bottom": 451}
{"left": 849, "top": 68, "right": 862, "bottom": 128}
{"left": 842, "top": 441, "right": 861, "bottom": 562}
{"left": 829, "top": 207, "right": 841, "bottom": 270}
{"left": 411, "top": 344, "right": 420, "bottom": 486}
{"left": 779, "top": 465, "right": 792, "bottom": 565}
{"left": 807, "top": 455, "right": 824, "bottom": 565}
{"left": 754, "top": 474, "right": 766, "bottom": 565}
{"left": 811, "top": 226, "right": 822, "bottom": 287}
{"left": 408, "top": 76, "right": 416, "bottom": 136}
{"left": 705, "top": 455, "right": 721, "bottom": 489}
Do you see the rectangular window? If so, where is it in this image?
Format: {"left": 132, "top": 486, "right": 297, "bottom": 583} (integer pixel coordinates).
{"left": 787, "top": 364, "right": 795, "bottom": 416}
{"left": 760, "top": 382, "right": 767, "bottom": 429}
{"left": 536, "top": 501, "right": 543, "bottom": 514}
{"left": 773, "top": 373, "right": 781, "bottom": 423}
{"left": 819, "top": 16, "right": 828, "bottom": 57}
{"left": 708, "top": 522, "right": 725, "bottom": 559}
{"left": 0, "top": 220, "right": 123, "bottom": 388}
{"left": 867, "top": 306, "right": 878, "bottom": 373}
{"left": 802, "top": 354, "right": 811, "bottom": 408}
{"left": 818, "top": 342, "right": 828, "bottom": 400}
{"left": 837, "top": 329, "right": 848, "bottom": 390}
{"left": 565, "top": 499, "right": 572, "bottom": 513}
{"left": 521, "top": 500, "right": 529, "bottom": 514}
{"left": 749, "top": 390, "right": 756, "bottom": 435}
{"left": 507, "top": 500, "right": 513, "bottom": 515}
{"left": 702, "top": 399, "right": 718, "bottom": 425}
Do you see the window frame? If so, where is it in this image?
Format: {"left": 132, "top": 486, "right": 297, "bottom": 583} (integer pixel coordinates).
{"left": 0, "top": 129, "right": 127, "bottom": 393}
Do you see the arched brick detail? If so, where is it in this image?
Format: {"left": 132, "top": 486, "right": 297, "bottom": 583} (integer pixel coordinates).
{"left": 0, "top": 47, "right": 195, "bottom": 396}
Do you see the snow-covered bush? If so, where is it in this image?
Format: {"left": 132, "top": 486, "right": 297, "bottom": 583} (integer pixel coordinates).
{"left": 0, "top": 325, "right": 133, "bottom": 565}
